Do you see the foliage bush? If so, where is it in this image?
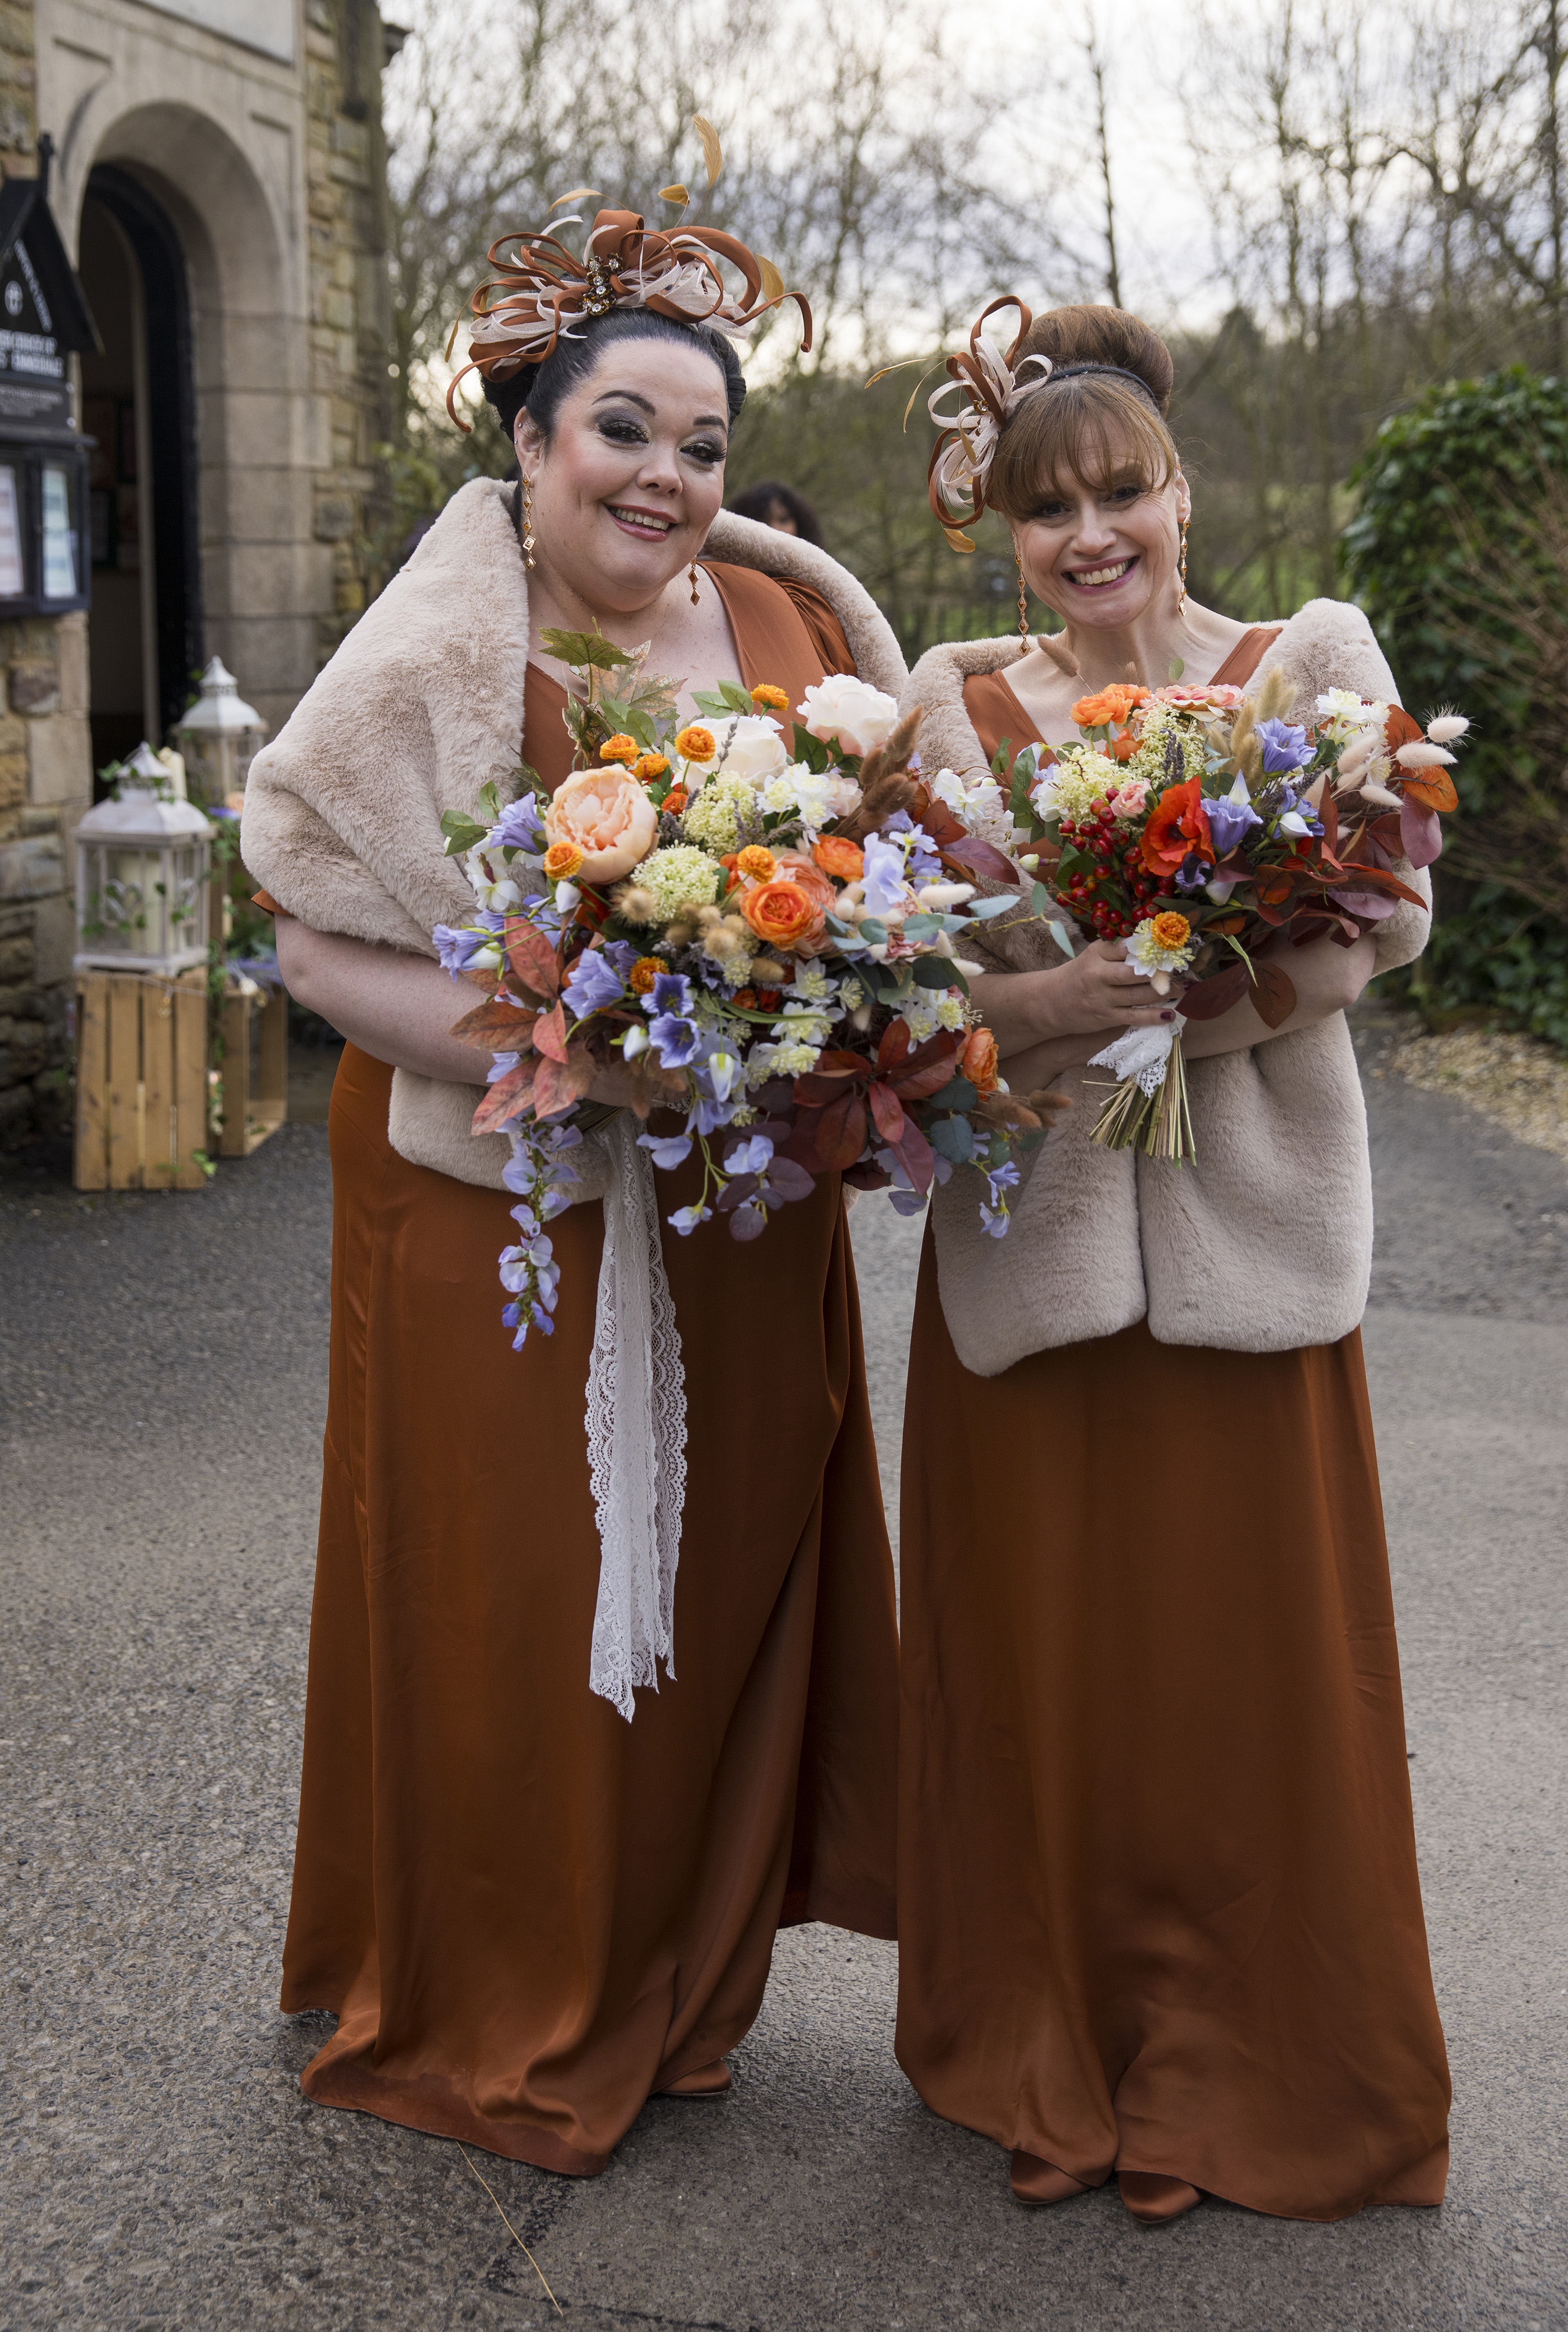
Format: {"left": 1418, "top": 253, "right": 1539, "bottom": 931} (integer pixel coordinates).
{"left": 1345, "top": 368, "right": 1568, "bottom": 1045}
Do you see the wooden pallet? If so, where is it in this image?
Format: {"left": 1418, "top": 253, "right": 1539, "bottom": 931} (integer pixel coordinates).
{"left": 74, "top": 969, "right": 211, "bottom": 1192}
{"left": 217, "top": 972, "right": 288, "bottom": 1158}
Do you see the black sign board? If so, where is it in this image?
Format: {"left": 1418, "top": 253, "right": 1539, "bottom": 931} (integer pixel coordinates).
{"left": 0, "top": 140, "right": 102, "bottom": 614}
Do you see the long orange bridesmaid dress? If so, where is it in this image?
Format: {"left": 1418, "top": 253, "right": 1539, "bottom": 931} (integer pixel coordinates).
{"left": 894, "top": 627, "right": 1452, "bottom": 2221}
{"left": 277, "top": 563, "right": 900, "bottom": 2175}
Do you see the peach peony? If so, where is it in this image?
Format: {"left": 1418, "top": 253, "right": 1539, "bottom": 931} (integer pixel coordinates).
{"left": 545, "top": 766, "right": 658, "bottom": 882}
{"left": 812, "top": 835, "right": 864, "bottom": 880}
{"left": 961, "top": 1026, "right": 1000, "bottom": 1095}
{"left": 740, "top": 878, "right": 826, "bottom": 954}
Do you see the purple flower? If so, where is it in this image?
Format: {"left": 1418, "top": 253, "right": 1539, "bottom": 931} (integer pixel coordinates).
{"left": 1256, "top": 718, "right": 1313, "bottom": 775}
{"left": 668, "top": 1202, "right": 713, "bottom": 1235}
{"left": 884, "top": 811, "right": 942, "bottom": 881}
{"left": 646, "top": 971, "right": 693, "bottom": 1018}
{"left": 639, "top": 1132, "right": 694, "bottom": 1170}
{"left": 433, "top": 911, "right": 504, "bottom": 976}
{"left": 861, "top": 833, "right": 908, "bottom": 916}
{"left": 601, "top": 939, "right": 639, "bottom": 978}
{"left": 724, "top": 1133, "right": 776, "bottom": 1176}
{"left": 1203, "top": 793, "right": 1263, "bottom": 855}
{"left": 490, "top": 796, "right": 546, "bottom": 851}
{"left": 647, "top": 1013, "right": 703, "bottom": 1068}
{"left": 562, "top": 948, "right": 626, "bottom": 1019}
{"left": 1174, "top": 854, "right": 1210, "bottom": 892}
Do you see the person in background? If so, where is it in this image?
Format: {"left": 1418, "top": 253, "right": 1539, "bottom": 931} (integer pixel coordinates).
{"left": 730, "top": 478, "right": 825, "bottom": 545}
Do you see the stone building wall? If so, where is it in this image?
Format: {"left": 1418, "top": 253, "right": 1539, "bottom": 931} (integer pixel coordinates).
{"left": 0, "top": 0, "right": 395, "bottom": 1153}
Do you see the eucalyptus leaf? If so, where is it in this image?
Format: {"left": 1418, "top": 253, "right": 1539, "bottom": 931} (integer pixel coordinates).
{"left": 913, "top": 955, "right": 961, "bottom": 989}
{"left": 857, "top": 917, "right": 888, "bottom": 943}
{"left": 968, "top": 894, "right": 1025, "bottom": 920}
{"left": 928, "top": 1115, "right": 976, "bottom": 1163}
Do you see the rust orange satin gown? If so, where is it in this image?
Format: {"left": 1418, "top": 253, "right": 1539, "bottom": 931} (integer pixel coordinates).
{"left": 279, "top": 564, "right": 900, "bottom": 2175}
{"left": 895, "top": 629, "right": 1451, "bottom": 2221}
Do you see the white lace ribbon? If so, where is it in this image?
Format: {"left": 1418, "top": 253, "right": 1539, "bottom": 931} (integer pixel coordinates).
{"left": 1088, "top": 1012, "right": 1188, "bottom": 1096}
{"left": 584, "top": 1113, "right": 687, "bottom": 1722}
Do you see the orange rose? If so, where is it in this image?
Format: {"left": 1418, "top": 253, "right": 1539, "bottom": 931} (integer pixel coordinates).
{"left": 812, "top": 835, "right": 864, "bottom": 880}
{"left": 750, "top": 683, "right": 789, "bottom": 710}
{"left": 769, "top": 850, "right": 838, "bottom": 953}
{"left": 542, "top": 840, "right": 585, "bottom": 880}
{"left": 675, "top": 724, "right": 716, "bottom": 763}
{"left": 545, "top": 766, "right": 658, "bottom": 882}
{"left": 740, "top": 878, "right": 824, "bottom": 953}
{"left": 961, "top": 1026, "right": 1000, "bottom": 1094}
{"left": 1071, "top": 684, "right": 1151, "bottom": 728}
{"left": 736, "top": 844, "right": 777, "bottom": 880}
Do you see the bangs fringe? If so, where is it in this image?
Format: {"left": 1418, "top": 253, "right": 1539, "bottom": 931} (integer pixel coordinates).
{"left": 987, "top": 377, "right": 1177, "bottom": 520}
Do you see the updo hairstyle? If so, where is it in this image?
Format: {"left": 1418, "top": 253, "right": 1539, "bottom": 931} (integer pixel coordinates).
{"left": 481, "top": 308, "right": 748, "bottom": 442}
{"left": 986, "top": 305, "right": 1178, "bottom": 521}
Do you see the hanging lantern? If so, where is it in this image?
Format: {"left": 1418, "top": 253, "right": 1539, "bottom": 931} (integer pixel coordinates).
{"left": 74, "top": 744, "right": 214, "bottom": 976}
{"left": 171, "top": 656, "right": 269, "bottom": 811}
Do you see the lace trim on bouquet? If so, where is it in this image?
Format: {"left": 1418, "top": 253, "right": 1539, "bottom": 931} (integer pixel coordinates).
{"left": 585, "top": 1113, "right": 688, "bottom": 1722}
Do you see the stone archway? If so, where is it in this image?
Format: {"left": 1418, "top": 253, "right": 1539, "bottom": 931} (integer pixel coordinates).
{"left": 66, "top": 100, "right": 331, "bottom": 739}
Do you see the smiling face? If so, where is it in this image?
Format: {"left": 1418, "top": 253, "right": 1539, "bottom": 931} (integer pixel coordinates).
{"left": 1012, "top": 436, "right": 1191, "bottom": 634}
{"left": 514, "top": 339, "right": 731, "bottom": 613}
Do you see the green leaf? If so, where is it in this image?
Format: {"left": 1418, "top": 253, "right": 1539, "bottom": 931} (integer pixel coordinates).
{"left": 989, "top": 736, "right": 1012, "bottom": 779}
{"left": 538, "top": 626, "right": 636, "bottom": 671}
{"left": 440, "top": 809, "right": 489, "bottom": 858}
{"left": 901, "top": 913, "right": 943, "bottom": 941}
{"left": 691, "top": 689, "right": 735, "bottom": 715}
{"left": 477, "top": 779, "right": 502, "bottom": 821}
{"left": 1167, "top": 656, "right": 1185, "bottom": 682}
{"left": 930, "top": 1073, "right": 978, "bottom": 1112}
{"left": 718, "top": 681, "right": 752, "bottom": 715}
{"left": 913, "top": 955, "right": 961, "bottom": 989}
{"left": 857, "top": 917, "right": 888, "bottom": 943}
{"left": 928, "top": 1114, "right": 975, "bottom": 1163}
{"left": 791, "top": 723, "right": 831, "bottom": 772}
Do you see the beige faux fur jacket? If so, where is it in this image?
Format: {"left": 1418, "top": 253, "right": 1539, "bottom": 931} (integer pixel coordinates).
{"left": 241, "top": 476, "right": 908, "bottom": 1190}
{"left": 903, "top": 599, "right": 1432, "bottom": 1367}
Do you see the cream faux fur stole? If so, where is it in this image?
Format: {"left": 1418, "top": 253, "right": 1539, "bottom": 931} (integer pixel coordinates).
{"left": 242, "top": 478, "right": 908, "bottom": 1190}
{"left": 900, "top": 600, "right": 1433, "bottom": 1366}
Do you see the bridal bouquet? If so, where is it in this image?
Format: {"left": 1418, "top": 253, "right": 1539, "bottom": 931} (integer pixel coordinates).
{"left": 435, "top": 635, "right": 1054, "bottom": 1347}
{"left": 999, "top": 667, "right": 1465, "bottom": 1163}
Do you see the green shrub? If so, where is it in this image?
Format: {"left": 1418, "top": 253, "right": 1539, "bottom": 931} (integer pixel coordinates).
{"left": 1344, "top": 367, "right": 1568, "bottom": 1046}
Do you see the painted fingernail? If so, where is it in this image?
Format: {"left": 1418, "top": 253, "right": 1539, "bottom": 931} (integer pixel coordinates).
{"left": 1160, "top": 1010, "right": 1174, "bottom": 1021}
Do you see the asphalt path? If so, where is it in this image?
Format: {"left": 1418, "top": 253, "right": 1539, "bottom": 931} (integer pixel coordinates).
{"left": 2, "top": 1006, "right": 1566, "bottom": 2329}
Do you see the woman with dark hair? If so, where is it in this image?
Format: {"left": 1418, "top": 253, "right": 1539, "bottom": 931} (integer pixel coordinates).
{"left": 729, "top": 478, "right": 825, "bottom": 546}
{"left": 242, "top": 206, "right": 906, "bottom": 2175}
{"left": 892, "top": 303, "right": 1451, "bottom": 2224}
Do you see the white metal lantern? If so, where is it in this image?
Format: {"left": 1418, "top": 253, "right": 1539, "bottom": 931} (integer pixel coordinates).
{"left": 171, "top": 656, "right": 268, "bottom": 811}
{"left": 75, "top": 752, "right": 214, "bottom": 976}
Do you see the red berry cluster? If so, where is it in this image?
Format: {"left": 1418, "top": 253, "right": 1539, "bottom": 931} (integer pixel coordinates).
{"left": 1058, "top": 804, "right": 1163, "bottom": 940}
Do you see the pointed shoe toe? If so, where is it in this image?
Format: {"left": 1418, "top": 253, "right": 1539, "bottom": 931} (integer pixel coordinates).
{"left": 657, "top": 2059, "right": 733, "bottom": 2100}
{"left": 1118, "top": 2171, "right": 1202, "bottom": 2225}
{"left": 1010, "top": 2150, "right": 1093, "bottom": 2208}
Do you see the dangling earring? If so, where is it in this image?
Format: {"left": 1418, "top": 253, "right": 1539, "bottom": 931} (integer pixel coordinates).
{"left": 1015, "top": 545, "right": 1030, "bottom": 641}
{"left": 521, "top": 476, "right": 538, "bottom": 571}
{"left": 689, "top": 559, "right": 701, "bottom": 606}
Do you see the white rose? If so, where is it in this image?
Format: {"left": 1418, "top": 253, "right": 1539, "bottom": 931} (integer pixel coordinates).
{"left": 796, "top": 675, "right": 899, "bottom": 755}
{"left": 760, "top": 762, "right": 838, "bottom": 827}
{"left": 718, "top": 713, "right": 788, "bottom": 784}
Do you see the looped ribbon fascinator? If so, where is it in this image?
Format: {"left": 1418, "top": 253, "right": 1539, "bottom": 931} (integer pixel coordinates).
{"left": 446, "top": 202, "right": 812, "bottom": 430}
{"left": 925, "top": 297, "right": 1053, "bottom": 543}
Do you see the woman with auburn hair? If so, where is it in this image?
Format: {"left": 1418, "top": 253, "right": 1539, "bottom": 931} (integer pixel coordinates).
{"left": 241, "top": 199, "right": 906, "bottom": 2175}
{"left": 893, "top": 301, "right": 1451, "bottom": 2224}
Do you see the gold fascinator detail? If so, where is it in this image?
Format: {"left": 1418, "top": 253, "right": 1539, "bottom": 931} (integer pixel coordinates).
{"left": 925, "top": 296, "right": 1053, "bottom": 548}
{"left": 445, "top": 170, "right": 811, "bottom": 432}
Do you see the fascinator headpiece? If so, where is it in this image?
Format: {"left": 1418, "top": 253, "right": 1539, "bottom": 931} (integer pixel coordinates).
{"left": 446, "top": 164, "right": 811, "bottom": 432}
{"left": 925, "top": 298, "right": 1053, "bottom": 544}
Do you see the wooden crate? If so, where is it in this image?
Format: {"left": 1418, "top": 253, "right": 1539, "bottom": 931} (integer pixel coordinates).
{"left": 74, "top": 969, "right": 211, "bottom": 1192}
{"left": 217, "top": 970, "right": 288, "bottom": 1158}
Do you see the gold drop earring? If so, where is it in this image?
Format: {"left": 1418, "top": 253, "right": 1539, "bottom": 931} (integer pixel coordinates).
{"left": 1176, "top": 516, "right": 1189, "bottom": 616}
{"left": 689, "top": 559, "right": 701, "bottom": 606}
{"left": 1015, "top": 545, "right": 1030, "bottom": 640}
{"left": 521, "top": 476, "right": 538, "bottom": 571}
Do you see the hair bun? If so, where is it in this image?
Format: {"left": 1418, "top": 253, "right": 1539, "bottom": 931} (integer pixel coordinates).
{"left": 1017, "top": 305, "right": 1173, "bottom": 417}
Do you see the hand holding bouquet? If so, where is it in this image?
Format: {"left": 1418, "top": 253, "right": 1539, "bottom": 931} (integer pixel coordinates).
{"left": 997, "top": 665, "right": 1465, "bottom": 1163}
{"left": 434, "top": 636, "right": 1065, "bottom": 1348}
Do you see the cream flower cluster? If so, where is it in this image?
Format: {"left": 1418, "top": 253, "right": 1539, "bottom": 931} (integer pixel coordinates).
{"left": 1124, "top": 701, "right": 1207, "bottom": 789}
{"left": 1032, "top": 743, "right": 1123, "bottom": 824}
{"left": 626, "top": 845, "right": 721, "bottom": 920}
{"left": 929, "top": 765, "right": 1012, "bottom": 850}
